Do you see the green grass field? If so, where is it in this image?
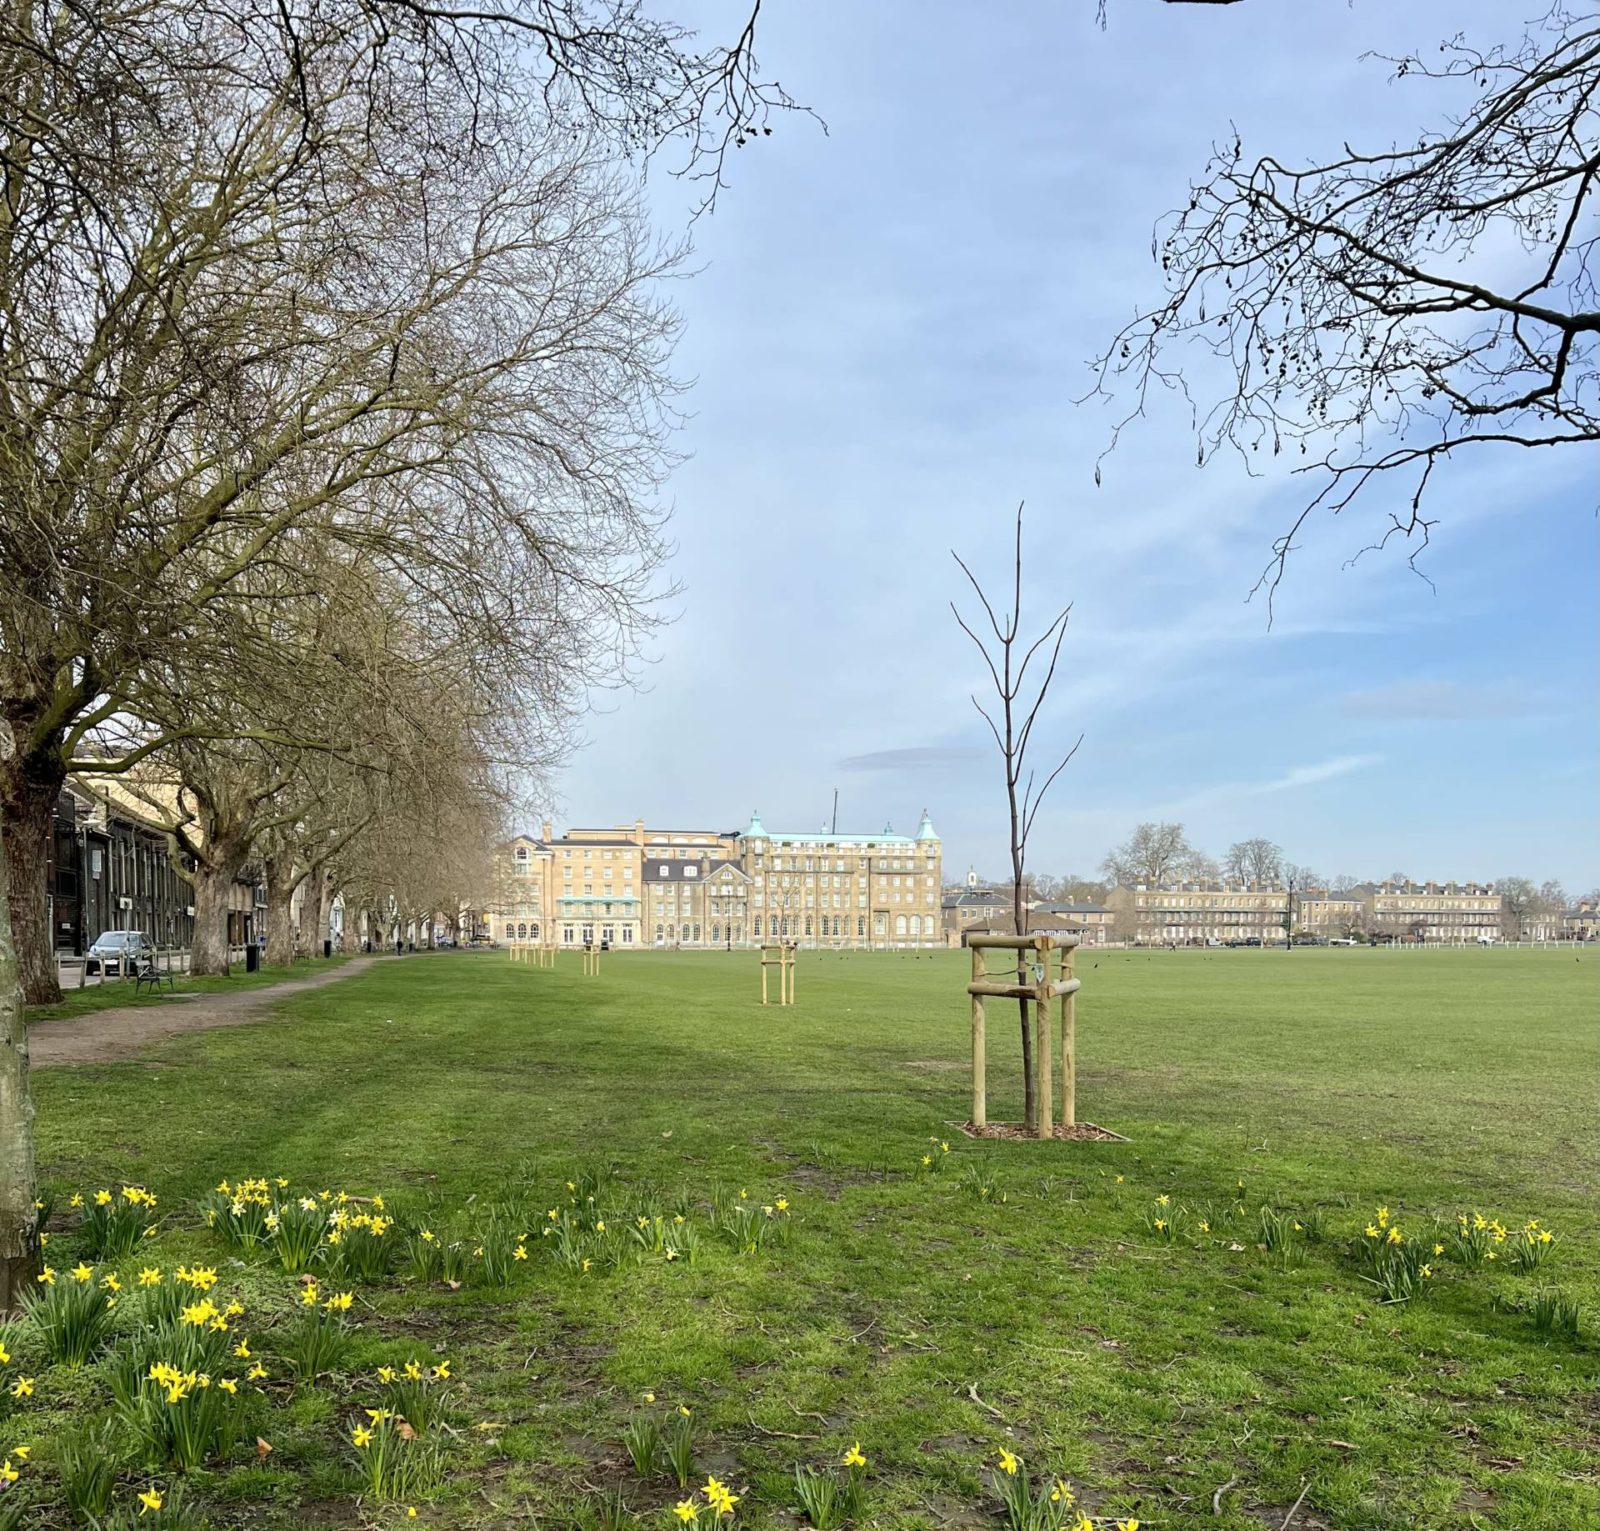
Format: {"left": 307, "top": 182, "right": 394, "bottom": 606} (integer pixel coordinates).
{"left": 10, "top": 947, "right": 1596, "bottom": 1530}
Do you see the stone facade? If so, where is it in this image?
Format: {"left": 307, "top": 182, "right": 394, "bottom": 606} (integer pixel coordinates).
{"left": 491, "top": 810, "right": 942, "bottom": 949}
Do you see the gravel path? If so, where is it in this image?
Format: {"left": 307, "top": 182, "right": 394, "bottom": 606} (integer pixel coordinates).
{"left": 28, "top": 957, "right": 385, "bottom": 1067}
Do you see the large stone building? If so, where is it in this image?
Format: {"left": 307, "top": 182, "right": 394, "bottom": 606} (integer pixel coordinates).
{"left": 492, "top": 810, "right": 943, "bottom": 949}
{"left": 1105, "top": 878, "right": 1508, "bottom": 945}
{"left": 1105, "top": 883, "right": 1292, "bottom": 944}
{"left": 1362, "top": 881, "right": 1502, "bottom": 943}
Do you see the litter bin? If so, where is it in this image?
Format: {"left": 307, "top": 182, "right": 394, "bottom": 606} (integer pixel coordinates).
{"left": 245, "top": 942, "right": 260, "bottom": 973}
{"left": 323, "top": 939, "right": 332, "bottom": 958}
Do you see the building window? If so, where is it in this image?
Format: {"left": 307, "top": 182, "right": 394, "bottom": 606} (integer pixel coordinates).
{"left": 711, "top": 924, "right": 721, "bottom": 944}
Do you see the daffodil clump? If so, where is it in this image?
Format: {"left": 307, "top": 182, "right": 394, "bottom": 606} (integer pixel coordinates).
{"left": 110, "top": 1358, "right": 247, "bottom": 1470}
{"left": 19, "top": 1258, "right": 119, "bottom": 1367}
{"left": 0, "top": 1324, "right": 21, "bottom": 1422}
{"left": 791, "top": 1441, "right": 868, "bottom": 1529}
{"left": 1506, "top": 1218, "right": 1558, "bottom": 1273}
{"left": 1141, "top": 1194, "right": 1181, "bottom": 1243}
{"left": 1446, "top": 1210, "right": 1507, "bottom": 1269}
{"left": 671, "top": 1473, "right": 741, "bottom": 1527}
{"left": 76, "top": 1185, "right": 160, "bottom": 1261}
{"left": 987, "top": 1450, "right": 1137, "bottom": 1531}
{"left": 916, "top": 1137, "right": 954, "bottom": 1175}
{"left": 373, "top": 1357, "right": 453, "bottom": 1433}
{"left": 325, "top": 1201, "right": 398, "bottom": 1283}
{"left": 0, "top": 1443, "right": 31, "bottom": 1531}
{"left": 281, "top": 1281, "right": 356, "bottom": 1385}
{"left": 1356, "top": 1206, "right": 1434, "bottom": 1303}
{"left": 350, "top": 1405, "right": 445, "bottom": 1501}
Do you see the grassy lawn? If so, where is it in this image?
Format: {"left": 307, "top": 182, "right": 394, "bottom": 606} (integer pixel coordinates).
{"left": 6, "top": 947, "right": 1595, "bottom": 1530}
{"left": 26, "top": 955, "right": 355, "bottom": 1025}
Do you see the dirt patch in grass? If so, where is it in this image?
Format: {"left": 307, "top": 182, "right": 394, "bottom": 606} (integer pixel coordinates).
{"left": 958, "top": 1121, "right": 1128, "bottom": 1143}
{"left": 899, "top": 1059, "right": 965, "bottom": 1071}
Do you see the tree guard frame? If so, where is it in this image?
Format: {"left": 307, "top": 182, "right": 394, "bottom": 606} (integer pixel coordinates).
{"left": 759, "top": 940, "right": 796, "bottom": 1006}
{"left": 967, "top": 932, "right": 1080, "bottom": 1137}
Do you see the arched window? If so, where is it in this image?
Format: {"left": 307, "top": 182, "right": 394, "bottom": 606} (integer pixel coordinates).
{"left": 909, "top": 915, "right": 921, "bottom": 937}
{"left": 530, "top": 922, "right": 540, "bottom": 940}
{"left": 655, "top": 924, "right": 665, "bottom": 945}
{"left": 711, "top": 924, "right": 721, "bottom": 944}
{"left": 857, "top": 916, "right": 865, "bottom": 937}
{"left": 895, "top": 915, "right": 907, "bottom": 937}
{"left": 804, "top": 916, "right": 813, "bottom": 937}
{"left": 517, "top": 922, "right": 528, "bottom": 939}
{"left": 680, "top": 923, "right": 690, "bottom": 943}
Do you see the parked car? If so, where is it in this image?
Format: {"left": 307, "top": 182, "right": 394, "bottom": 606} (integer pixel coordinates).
{"left": 1327, "top": 937, "right": 1360, "bottom": 946}
{"left": 85, "top": 930, "right": 154, "bottom": 976}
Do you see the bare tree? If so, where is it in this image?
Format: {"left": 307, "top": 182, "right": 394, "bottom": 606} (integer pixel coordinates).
{"left": 1498, "top": 876, "right": 1539, "bottom": 940}
{"left": 1092, "top": 8, "right": 1599, "bottom": 605}
{"left": 953, "top": 505, "right": 1081, "bottom": 1133}
{"left": 1101, "top": 822, "right": 1197, "bottom": 887}
{"left": 1224, "top": 838, "right": 1285, "bottom": 886}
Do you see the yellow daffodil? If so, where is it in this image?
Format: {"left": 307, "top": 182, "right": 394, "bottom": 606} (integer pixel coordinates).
{"left": 776, "top": 1198, "right": 789, "bottom": 1211}
{"left": 69, "top": 1193, "right": 84, "bottom": 1209}
{"left": 997, "top": 1448, "right": 1019, "bottom": 1475}
{"left": 218, "top": 1377, "right": 238, "bottom": 1394}
{"left": 352, "top": 1426, "right": 374, "bottom": 1447}
{"left": 36, "top": 1267, "right": 54, "bottom": 1285}
{"left": 101, "top": 1273, "right": 122, "bottom": 1293}
{"left": 843, "top": 1441, "right": 866, "bottom": 1468}
{"left": 248, "top": 1363, "right": 268, "bottom": 1380}
{"left": 404, "top": 1361, "right": 423, "bottom": 1381}
{"left": 12, "top": 1376, "right": 34, "bottom": 1397}
{"left": 10, "top": 1447, "right": 27, "bottom": 1461}
{"left": 921, "top": 1155, "right": 932, "bottom": 1167}
{"left": 675, "top": 1501, "right": 698, "bottom": 1523}
{"left": 513, "top": 1245, "right": 528, "bottom": 1261}
{"left": 94, "top": 1190, "right": 112, "bottom": 1206}
{"left": 1051, "top": 1480, "right": 1074, "bottom": 1505}
{"left": 1197, "top": 1220, "right": 1210, "bottom": 1233}
{"left": 435, "top": 1361, "right": 451, "bottom": 1379}
{"left": 378, "top": 1366, "right": 396, "bottom": 1384}
{"left": 0, "top": 1462, "right": 17, "bottom": 1485}
{"left": 1155, "top": 1194, "right": 1169, "bottom": 1208}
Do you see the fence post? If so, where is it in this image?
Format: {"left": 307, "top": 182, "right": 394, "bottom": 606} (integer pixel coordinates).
{"left": 1034, "top": 934, "right": 1053, "bottom": 1139}
{"left": 1059, "top": 940, "right": 1076, "bottom": 1129}
{"left": 970, "top": 942, "right": 987, "bottom": 1128}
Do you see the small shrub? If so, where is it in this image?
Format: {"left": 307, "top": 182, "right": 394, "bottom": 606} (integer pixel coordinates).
{"left": 20, "top": 1263, "right": 117, "bottom": 1367}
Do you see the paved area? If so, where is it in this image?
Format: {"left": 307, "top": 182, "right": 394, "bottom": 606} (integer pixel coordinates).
{"left": 28, "top": 958, "right": 383, "bottom": 1067}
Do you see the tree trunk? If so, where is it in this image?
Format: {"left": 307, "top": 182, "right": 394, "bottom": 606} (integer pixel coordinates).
{"left": 190, "top": 859, "right": 239, "bottom": 976}
{"left": 1012, "top": 860, "right": 1036, "bottom": 1133}
{"left": 0, "top": 753, "right": 64, "bottom": 1007}
{"left": 0, "top": 820, "right": 41, "bottom": 1309}
{"left": 309, "top": 866, "right": 329, "bottom": 955}
{"left": 263, "top": 857, "right": 301, "bottom": 969}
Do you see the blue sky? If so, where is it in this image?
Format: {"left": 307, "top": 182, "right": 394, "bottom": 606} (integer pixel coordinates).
{"left": 549, "top": 0, "right": 1597, "bottom": 891}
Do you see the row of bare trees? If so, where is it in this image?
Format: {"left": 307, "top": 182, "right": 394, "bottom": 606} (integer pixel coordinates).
{"left": 0, "top": 0, "right": 796, "bottom": 1305}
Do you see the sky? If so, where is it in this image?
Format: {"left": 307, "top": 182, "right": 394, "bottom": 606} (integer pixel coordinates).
{"left": 545, "top": 0, "right": 1598, "bottom": 892}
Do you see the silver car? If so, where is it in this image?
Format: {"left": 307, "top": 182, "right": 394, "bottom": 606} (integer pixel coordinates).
{"left": 85, "top": 930, "right": 153, "bottom": 976}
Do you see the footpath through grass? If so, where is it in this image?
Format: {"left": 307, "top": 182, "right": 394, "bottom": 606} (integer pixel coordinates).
{"left": 26, "top": 954, "right": 354, "bottom": 1024}
{"left": 10, "top": 947, "right": 1597, "bottom": 1530}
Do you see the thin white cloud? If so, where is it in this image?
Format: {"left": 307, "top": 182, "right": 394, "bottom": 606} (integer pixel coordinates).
{"left": 1165, "top": 754, "right": 1384, "bottom": 814}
